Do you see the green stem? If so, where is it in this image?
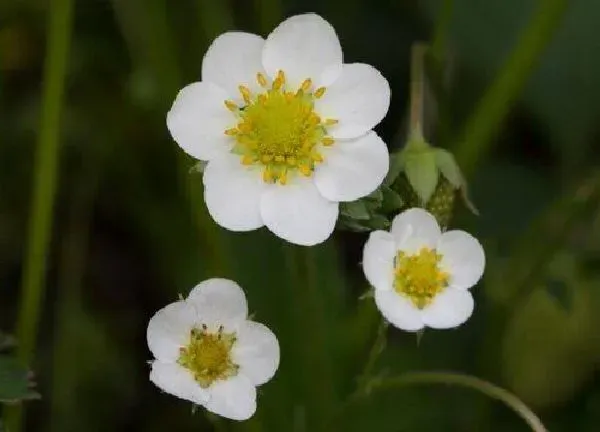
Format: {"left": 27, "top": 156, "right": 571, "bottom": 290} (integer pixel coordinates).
{"left": 355, "top": 316, "right": 388, "bottom": 395}
{"left": 454, "top": 0, "right": 569, "bottom": 176}
{"left": 5, "top": 0, "right": 74, "bottom": 429}
{"left": 349, "top": 372, "right": 546, "bottom": 432}
{"left": 409, "top": 43, "right": 428, "bottom": 139}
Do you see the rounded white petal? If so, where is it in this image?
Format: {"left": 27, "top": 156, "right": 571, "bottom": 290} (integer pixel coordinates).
{"left": 260, "top": 179, "right": 338, "bottom": 246}
{"left": 187, "top": 278, "right": 248, "bottom": 329}
{"left": 167, "top": 82, "right": 233, "bottom": 161}
{"left": 150, "top": 361, "right": 209, "bottom": 405}
{"left": 314, "top": 132, "right": 389, "bottom": 202}
{"left": 374, "top": 290, "right": 424, "bottom": 332}
{"left": 421, "top": 288, "right": 474, "bottom": 329}
{"left": 203, "top": 154, "right": 266, "bottom": 231}
{"left": 147, "top": 301, "right": 197, "bottom": 362}
{"left": 437, "top": 230, "right": 485, "bottom": 290}
{"left": 233, "top": 321, "right": 280, "bottom": 386}
{"left": 391, "top": 208, "right": 441, "bottom": 253}
{"left": 205, "top": 375, "right": 257, "bottom": 421}
{"left": 362, "top": 230, "right": 396, "bottom": 292}
{"left": 315, "top": 63, "right": 390, "bottom": 139}
{"left": 262, "top": 13, "right": 343, "bottom": 88}
{"left": 202, "top": 32, "right": 265, "bottom": 97}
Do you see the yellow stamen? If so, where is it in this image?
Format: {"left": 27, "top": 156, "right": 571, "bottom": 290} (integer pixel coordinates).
{"left": 241, "top": 155, "right": 254, "bottom": 165}
{"left": 299, "top": 165, "right": 312, "bottom": 176}
{"left": 314, "top": 87, "right": 326, "bottom": 98}
{"left": 224, "top": 100, "right": 239, "bottom": 112}
{"left": 322, "top": 137, "right": 335, "bottom": 146}
{"left": 224, "top": 128, "right": 238, "bottom": 136}
{"left": 256, "top": 72, "right": 268, "bottom": 88}
{"left": 312, "top": 153, "right": 324, "bottom": 163}
{"left": 301, "top": 78, "right": 312, "bottom": 92}
{"left": 238, "top": 85, "right": 252, "bottom": 104}
{"left": 324, "top": 118, "right": 339, "bottom": 126}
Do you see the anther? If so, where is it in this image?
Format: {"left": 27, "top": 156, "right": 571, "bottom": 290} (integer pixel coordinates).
{"left": 224, "top": 128, "right": 238, "bottom": 136}
{"left": 238, "top": 85, "right": 252, "bottom": 104}
{"left": 299, "top": 165, "right": 312, "bottom": 176}
{"left": 256, "top": 72, "right": 268, "bottom": 88}
{"left": 322, "top": 137, "right": 335, "bottom": 146}
{"left": 324, "top": 118, "right": 339, "bottom": 126}
{"left": 314, "top": 87, "right": 326, "bottom": 98}
{"left": 301, "top": 78, "right": 312, "bottom": 92}
{"left": 224, "top": 100, "right": 239, "bottom": 112}
{"left": 242, "top": 155, "right": 254, "bottom": 165}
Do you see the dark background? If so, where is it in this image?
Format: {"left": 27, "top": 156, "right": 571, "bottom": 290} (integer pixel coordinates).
{"left": 1, "top": 0, "right": 600, "bottom": 431}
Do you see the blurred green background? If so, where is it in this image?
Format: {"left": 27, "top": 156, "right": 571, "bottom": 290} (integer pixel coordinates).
{"left": 1, "top": 0, "right": 600, "bottom": 431}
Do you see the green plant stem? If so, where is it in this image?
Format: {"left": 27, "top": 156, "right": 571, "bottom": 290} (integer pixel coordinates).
{"left": 355, "top": 317, "right": 388, "bottom": 395}
{"left": 5, "top": 0, "right": 74, "bottom": 429}
{"left": 454, "top": 0, "right": 569, "bottom": 176}
{"left": 348, "top": 372, "right": 547, "bottom": 432}
{"left": 409, "top": 43, "right": 428, "bottom": 138}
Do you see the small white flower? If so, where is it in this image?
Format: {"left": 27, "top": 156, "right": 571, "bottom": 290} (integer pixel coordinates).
{"left": 147, "top": 278, "right": 280, "bottom": 421}
{"left": 362, "top": 208, "right": 485, "bottom": 331}
{"left": 167, "top": 13, "right": 391, "bottom": 246}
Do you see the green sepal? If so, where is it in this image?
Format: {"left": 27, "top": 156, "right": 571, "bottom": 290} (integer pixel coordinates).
{"left": 404, "top": 149, "right": 439, "bottom": 204}
{"left": 340, "top": 200, "right": 371, "bottom": 220}
{"left": 380, "top": 185, "right": 404, "bottom": 213}
{"left": 383, "top": 151, "right": 406, "bottom": 187}
{"left": 434, "top": 149, "right": 462, "bottom": 188}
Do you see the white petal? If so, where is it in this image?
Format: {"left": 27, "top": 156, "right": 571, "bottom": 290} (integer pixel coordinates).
{"left": 203, "top": 154, "right": 266, "bottom": 231}
{"left": 437, "top": 230, "right": 485, "bottom": 290}
{"left": 391, "top": 208, "right": 441, "bottom": 253}
{"left": 147, "top": 301, "right": 197, "bottom": 362}
{"left": 150, "top": 361, "right": 209, "bottom": 405}
{"left": 167, "top": 82, "right": 233, "bottom": 161}
{"left": 233, "top": 321, "right": 280, "bottom": 386}
{"left": 205, "top": 375, "right": 257, "bottom": 421}
{"left": 262, "top": 13, "right": 343, "bottom": 88}
{"left": 260, "top": 179, "right": 338, "bottom": 246}
{"left": 315, "top": 63, "right": 390, "bottom": 139}
{"left": 314, "top": 132, "right": 389, "bottom": 202}
{"left": 202, "top": 32, "right": 266, "bottom": 97}
{"left": 187, "top": 279, "right": 248, "bottom": 330}
{"left": 421, "top": 288, "right": 474, "bottom": 329}
{"left": 374, "top": 290, "right": 424, "bottom": 332}
{"left": 362, "top": 230, "right": 396, "bottom": 292}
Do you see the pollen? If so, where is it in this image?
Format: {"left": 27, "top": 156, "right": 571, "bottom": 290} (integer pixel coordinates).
{"left": 223, "top": 70, "right": 335, "bottom": 185}
{"left": 178, "top": 324, "right": 239, "bottom": 389}
{"left": 394, "top": 247, "right": 449, "bottom": 309}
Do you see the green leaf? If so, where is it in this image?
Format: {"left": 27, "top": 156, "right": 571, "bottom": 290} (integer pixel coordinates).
{"left": 340, "top": 200, "right": 371, "bottom": 220}
{"left": 434, "top": 149, "right": 462, "bottom": 188}
{"left": 381, "top": 185, "right": 404, "bottom": 213}
{"left": 383, "top": 151, "right": 406, "bottom": 187}
{"left": 0, "top": 355, "right": 39, "bottom": 404}
{"left": 404, "top": 150, "right": 439, "bottom": 204}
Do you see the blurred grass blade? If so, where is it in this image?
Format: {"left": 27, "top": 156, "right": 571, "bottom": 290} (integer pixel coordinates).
{"left": 254, "top": 0, "right": 282, "bottom": 33}
{"left": 453, "top": 0, "right": 569, "bottom": 176}
{"left": 5, "top": 0, "right": 74, "bottom": 429}
{"left": 196, "top": 0, "right": 234, "bottom": 41}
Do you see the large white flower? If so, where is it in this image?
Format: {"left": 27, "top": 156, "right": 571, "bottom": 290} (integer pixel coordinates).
{"left": 362, "top": 208, "right": 485, "bottom": 331}
{"left": 147, "top": 278, "right": 280, "bottom": 421}
{"left": 167, "top": 13, "right": 391, "bottom": 246}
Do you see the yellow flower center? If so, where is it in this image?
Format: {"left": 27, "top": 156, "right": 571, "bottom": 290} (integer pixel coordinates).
{"left": 394, "top": 247, "right": 449, "bottom": 309}
{"left": 178, "top": 324, "right": 239, "bottom": 388}
{"left": 223, "top": 71, "right": 337, "bottom": 185}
